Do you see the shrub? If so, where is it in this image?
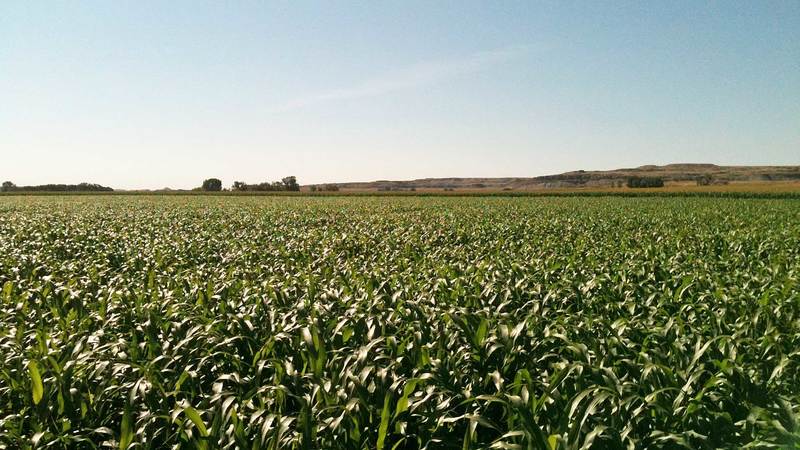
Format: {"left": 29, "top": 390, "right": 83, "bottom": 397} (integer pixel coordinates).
{"left": 626, "top": 176, "right": 664, "bottom": 188}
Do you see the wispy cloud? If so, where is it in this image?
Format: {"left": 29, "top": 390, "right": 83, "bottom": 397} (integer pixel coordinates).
{"left": 266, "top": 46, "right": 528, "bottom": 114}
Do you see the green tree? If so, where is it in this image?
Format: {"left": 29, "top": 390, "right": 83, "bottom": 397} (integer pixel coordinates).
{"left": 282, "top": 176, "right": 300, "bottom": 191}
{"left": 201, "top": 178, "right": 223, "bottom": 191}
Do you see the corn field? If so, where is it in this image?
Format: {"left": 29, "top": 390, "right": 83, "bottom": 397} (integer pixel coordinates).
{"left": 0, "top": 196, "right": 798, "bottom": 449}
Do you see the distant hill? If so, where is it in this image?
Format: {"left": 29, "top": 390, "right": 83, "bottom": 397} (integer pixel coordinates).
{"left": 317, "top": 164, "right": 800, "bottom": 191}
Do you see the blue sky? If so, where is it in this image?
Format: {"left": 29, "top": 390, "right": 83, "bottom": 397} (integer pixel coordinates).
{"left": 1, "top": 1, "right": 798, "bottom": 189}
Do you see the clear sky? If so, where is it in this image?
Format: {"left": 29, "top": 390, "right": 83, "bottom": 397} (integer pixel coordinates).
{"left": 1, "top": 1, "right": 798, "bottom": 189}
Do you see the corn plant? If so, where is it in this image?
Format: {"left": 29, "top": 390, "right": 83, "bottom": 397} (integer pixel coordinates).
{"left": 0, "top": 196, "right": 798, "bottom": 449}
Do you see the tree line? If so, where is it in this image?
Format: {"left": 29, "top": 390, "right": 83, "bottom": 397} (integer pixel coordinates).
{"left": 198, "top": 177, "right": 301, "bottom": 192}
{"left": 1, "top": 181, "right": 113, "bottom": 192}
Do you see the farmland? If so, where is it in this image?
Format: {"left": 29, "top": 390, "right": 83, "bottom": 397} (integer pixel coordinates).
{"left": 0, "top": 195, "right": 798, "bottom": 449}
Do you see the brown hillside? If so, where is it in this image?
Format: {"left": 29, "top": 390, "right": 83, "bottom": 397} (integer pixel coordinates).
{"left": 314, "top": 164, "right": 800, "bottom": 191}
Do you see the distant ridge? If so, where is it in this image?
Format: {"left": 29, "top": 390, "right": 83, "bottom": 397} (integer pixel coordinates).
{"left": 319, "top": 164, "right": 800, "bottom": 191}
